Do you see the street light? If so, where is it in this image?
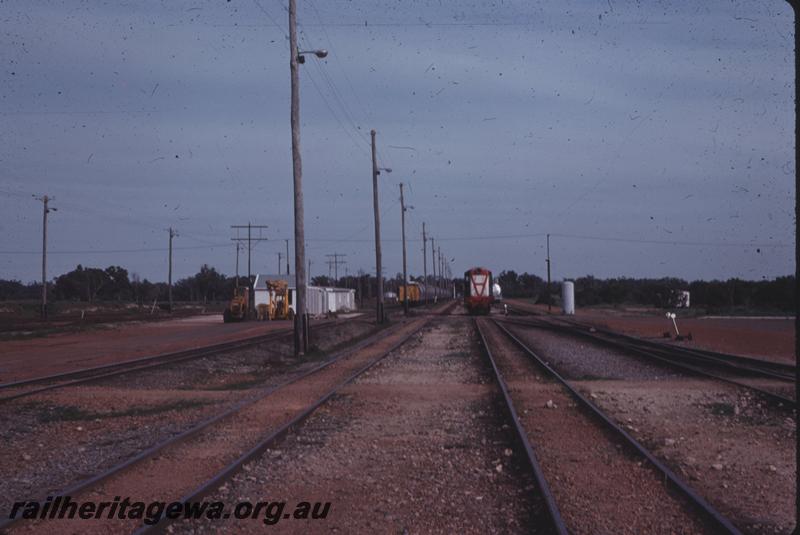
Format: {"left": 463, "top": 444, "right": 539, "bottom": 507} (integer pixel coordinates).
{"left": 297, "top": 49, "right": 328, "bottom": 63}
{"left": 289, "top": 0, "right": 327, "bottom": 355}
{"left": 371, "top": 130, "right": 392, "bottom": 324}
{"left": 399, "top": 183, "right": 412, "bottom": 315}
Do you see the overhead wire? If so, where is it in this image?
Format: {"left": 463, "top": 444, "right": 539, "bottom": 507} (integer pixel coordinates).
{"left": 304, "top": 0, "right": 371, "bottom": 144}
{"left": 266, "top": 0, "right": 370, "bottom": 157}
{"left": 274, "top": 232, "right": 790, "bottom": 248}
{"left": 0, "top": 243, "right": 234, "bottom": 255}
{"left": 306, "top": 0, "right": 374, "bottom": 131}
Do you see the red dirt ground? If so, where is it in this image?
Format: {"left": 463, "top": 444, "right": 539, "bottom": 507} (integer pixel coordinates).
{"left": 0, "top": 315, "right": 297, "bottom": 384}
{"left": 505, "top": 300, "right": 795, "bottom": 365}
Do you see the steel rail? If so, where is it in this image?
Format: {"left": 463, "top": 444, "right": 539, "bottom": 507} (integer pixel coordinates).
{"left": 474, "top": 319, "right": 568, "bottom": 535}
{"left": 499, "top": 316, "right": 796, "bottom": 409}
{"left": 135, "top": 301, "right": 457, "bottom": 534}
{"left": 552, "top": 314, "right": 796, "bottom": 380}
{"left": 521, "top": 314, "right": 795, "bottom": 382}
{"left": 0, "top": 318, "right": 352, "bottom": 403}
{"left": 505, "top": 304, "right": 796, "bottom": 379}
{"left": 492, "top": 319, "right": 744, "bottom": 535}
{"left": 0, "top": 306, "right": 453, "bottom": 533}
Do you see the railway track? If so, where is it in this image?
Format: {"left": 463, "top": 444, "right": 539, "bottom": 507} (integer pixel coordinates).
{"left": 506, "top": 305, "right": 796, "bottom": 379}
{"left": 474, "top": 320, "right": 567, "bottom": 535}
{"left": 3, "top": 302, "right": 456, "bottom": 534}
{"left": 502, "top": 308, "right": 796, "bottom": 408}
{"left": 475, "top": 317, "right": 743, "bottom": 535}
{"left": 0, "top": 317, "right": 356, "bottom": 403}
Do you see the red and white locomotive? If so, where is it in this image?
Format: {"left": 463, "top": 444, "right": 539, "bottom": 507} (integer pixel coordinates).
{"left": 464, "top": 267, "right": 493, "bottom": 315}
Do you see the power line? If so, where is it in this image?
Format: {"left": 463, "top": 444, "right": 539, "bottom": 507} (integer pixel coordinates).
{"left": 298, "top": 232, "right": 791, "bottom": 247}
{"left": 307, "top": 0, "right": 374, "bottom": 132}
{"left": 0, "top": 243, "right": 233, "bottom": 255}
{"left": 548, "top": 233, "right": 791, "bottom": 248}
{"left": 208, "top": 21, "right": 546, "bottom": 28}
{"left": 261, "top": 0, "right": 369, "bottom": 157}
{"left": 302, "top": 4, "right": 370, "bottom": 145}
{"left": 252, "top": 0, "right": 288, "bottom": 37}
{"left": 325, "top": 252, "right": 347, "bottom": 284}
{"left": 0, "top": 109, "right": 159, "bottom": 116}
{"left": 2, "top": 232, "right": 784, "bottom": 254}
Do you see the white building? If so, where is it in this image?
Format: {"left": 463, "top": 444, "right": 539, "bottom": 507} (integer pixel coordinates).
{"left": 253, "top": 274, "right": 356, "bottom": 316}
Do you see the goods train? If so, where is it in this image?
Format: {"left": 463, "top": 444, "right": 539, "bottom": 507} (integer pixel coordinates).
{"left": 397, "top": 282, "right": 451, "bottom": 305}
{"left": 464, "top": 267, "right": 493, "bottom": 315}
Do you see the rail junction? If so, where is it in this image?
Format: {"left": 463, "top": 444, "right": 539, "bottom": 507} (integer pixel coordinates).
{"left": 1, "top": 301, "right": 795, "bottom": 534}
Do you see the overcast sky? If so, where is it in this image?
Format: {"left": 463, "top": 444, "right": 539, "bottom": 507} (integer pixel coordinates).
{"left": 0, "top": 0, "right": 795, "bottom": 284}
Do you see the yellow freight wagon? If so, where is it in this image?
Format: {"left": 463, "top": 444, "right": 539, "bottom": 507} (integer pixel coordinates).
{"left": 398, "top": 283, "right": 421, "bottom": 304}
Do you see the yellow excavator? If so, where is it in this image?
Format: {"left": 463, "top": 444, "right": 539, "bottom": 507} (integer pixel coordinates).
{"left": 266, "top": 279, "right": 294, "bottom": 320}
{"left": 223, "top": 286, "right": 249, "bottom": 323}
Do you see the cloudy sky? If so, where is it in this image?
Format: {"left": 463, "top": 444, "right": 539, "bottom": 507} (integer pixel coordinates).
{"left": 0, "top": 0, "right": 794, "bottom": 284}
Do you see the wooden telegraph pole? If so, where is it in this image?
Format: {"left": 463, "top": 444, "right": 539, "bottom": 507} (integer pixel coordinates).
{"left": 430, "top": 236, "right": 436, "bottom": 299}
{"left": 168, "top": 227, "right": 177, "bottom": 312}
{"left": 289, "top": 0, "right": 308, "bottom": 354}
{"left": 546, "top": 233, "right": 552, "bottom": 313}
{"left": 438, "top": 246, "right": 443, "bottom": 293}
{"left": 400, "top": 183, "right": 409, "bottom": 315}
{"left": 285, "top": 239, "right": 291, "bottom": 275}
{"left": 37, "top": 195, "right": 56, "bottom": 320}
{"left": 230, "top": 224, "right": 268, "bottom": 317}
{"left": 422, "top": 222, "right": 428, "bottom": 305}
{"left": 371, "top": 129, "right": 385, "bottom": 323}
{"left": 235, "top": 242, "right": 240, "bottom": 288}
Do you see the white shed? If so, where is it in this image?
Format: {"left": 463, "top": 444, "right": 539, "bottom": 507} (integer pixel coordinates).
{"left": 253, "top": 274, "right": 355, "bottom": 317}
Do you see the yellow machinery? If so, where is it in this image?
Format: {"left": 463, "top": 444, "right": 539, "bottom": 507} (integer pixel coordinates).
{"left": 266, "top": 279, "right": 294, "bottom": 320}
{"left": 223, "top": 286, "right": 249, "bottom": 323}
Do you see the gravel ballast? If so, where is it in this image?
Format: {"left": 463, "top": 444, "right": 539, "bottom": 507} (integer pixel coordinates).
{"left": 175, "top": 316, "right": 547, "bottom": 534}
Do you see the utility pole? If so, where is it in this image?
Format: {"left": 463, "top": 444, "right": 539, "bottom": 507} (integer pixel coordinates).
{"left": 358, "top": 268, "right": 365, "bottom": 308}
{"left": 546, "top": 233, "right": 552, "bottom": 313}
{"left": 36, "top": 195, "right": 56, "bottom": 320}
{"left": 422, "top": 222, "right": 428, "bottom": 305}
{"left": 325, "top": 253, "right": 347, "bottom": 286}
{"left": 285, "top": 239, "right": 290, "bottom": 275}
{"left": 400, "top": 183, "right": 409, "bottom": 315}
{"left": 168, "top": 227, "right": 177, "bottom": 312}
{"left": 308, "top": 259, "right": 312, "bottom": 283}
{"left": 289, "top": 0, "right": 307, "bottom": 354}
{"left": 235, "top": 242, "right": 240, "bottom": 288}
{"left": 277, "top": 252, "right": 283, "bottom": 275}
{"left": 430, "top": 236, "right": 436, "bottom": 294}
{"left": 231, "top": 224, "right": 268, "bottom": 317}
{"left": 371, "top": 129, "right": 384, "bottom": 323}
{"left": 438, "top": 246, "right": 443, "bottom": 292}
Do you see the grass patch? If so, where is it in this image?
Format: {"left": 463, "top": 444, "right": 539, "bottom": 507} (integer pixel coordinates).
{"left": 34, "top": 399, "right": 211, "bottom": 423}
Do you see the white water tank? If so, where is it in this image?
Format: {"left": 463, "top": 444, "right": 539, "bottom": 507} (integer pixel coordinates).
{"left": 562, "top": 281, "right": 575, "bottom": 315}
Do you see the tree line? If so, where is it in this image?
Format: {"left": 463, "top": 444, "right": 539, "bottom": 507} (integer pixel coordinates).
{"left": 495, "top": 271, "right": 796, "bottom": 313}
{"left": 1, "top": 265, "right": 794, "bottom": 312}
{"left": 0, "top": 264, "right": 235, "bottom": 304}
{"left": 0, "top": 265, "right": 436, "bottom": 305}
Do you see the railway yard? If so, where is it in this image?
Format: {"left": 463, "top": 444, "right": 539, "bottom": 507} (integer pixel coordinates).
{"left": 0, "top": 300, "right": 795, "bottom": 534}
{"left": 2, "top": 1, "right": 795, "bottom": 533}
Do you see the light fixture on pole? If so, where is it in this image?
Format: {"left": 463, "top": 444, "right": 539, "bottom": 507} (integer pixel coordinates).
{"left": 297, "top": 49, "right": 328, "bottom": 63}
{"left": 289, "top": 0, "right": 327, "bottom": 355}
{"left": 371, "top": 128, "right": 391, "bottom": 324}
